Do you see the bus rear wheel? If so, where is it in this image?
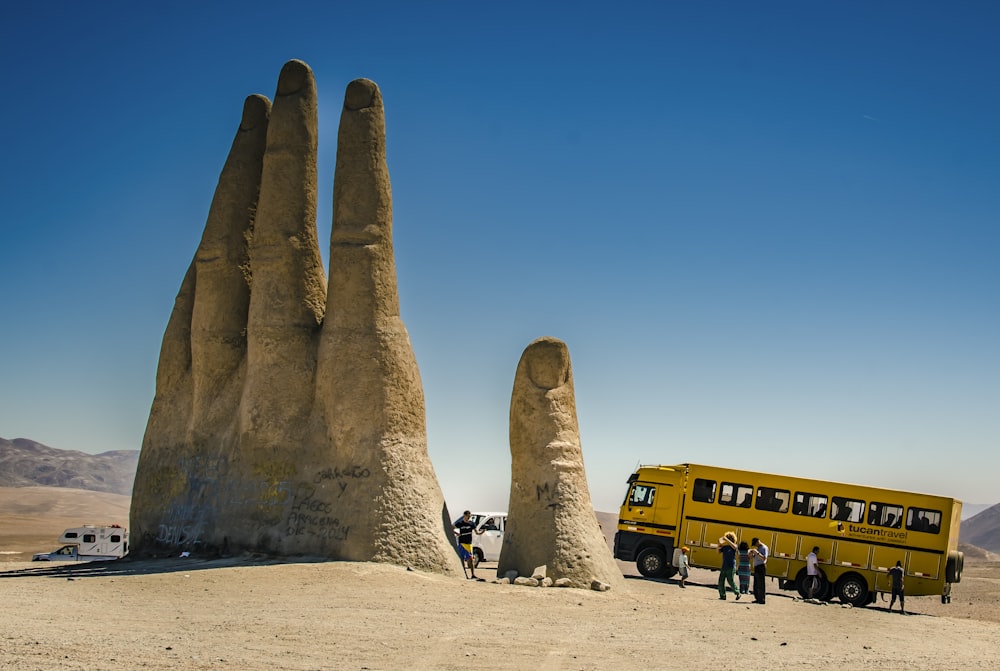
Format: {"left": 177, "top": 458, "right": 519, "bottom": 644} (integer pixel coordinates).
{"left": 636, "top": 547, "right": 669, "bottom": 579}
{"left": 835, "top": 572, "right": 869, "bottom": 607}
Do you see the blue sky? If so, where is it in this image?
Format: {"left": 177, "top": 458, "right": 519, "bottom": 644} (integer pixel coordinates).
{"left": 1, "top": 2, "right": 997, "bottom": 513}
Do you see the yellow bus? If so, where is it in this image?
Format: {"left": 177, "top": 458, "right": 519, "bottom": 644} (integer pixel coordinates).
{"left": 613, "top": 464, "right": 964, "bottom": 606}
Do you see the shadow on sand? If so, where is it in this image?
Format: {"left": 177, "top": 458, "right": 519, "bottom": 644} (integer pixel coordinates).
{"left": 0, "top": 554, "right": 329, "bottom": 580}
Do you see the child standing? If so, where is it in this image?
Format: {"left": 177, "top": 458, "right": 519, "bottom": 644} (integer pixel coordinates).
{"left": 678, "top": 546, "right": 690, "bottom": 588}
{"left": 737, "top": 541, "right": 751, "bottom": 595}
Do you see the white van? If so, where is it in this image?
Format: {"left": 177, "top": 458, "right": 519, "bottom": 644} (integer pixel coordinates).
{"left": 469, "top": 512, "right": 506, "bottom": 566}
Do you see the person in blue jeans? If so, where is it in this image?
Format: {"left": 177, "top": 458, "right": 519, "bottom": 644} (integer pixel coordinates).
{"left": 717, "top": 531, "right": 740, "bottom": 600}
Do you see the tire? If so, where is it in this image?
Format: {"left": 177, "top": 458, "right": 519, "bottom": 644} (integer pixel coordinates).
{"left": 636, "top": 547, "right": 668, "bottom": 578}
{"left": 795, "top": 568, "right": 828, "bottom": 600}
{"left": 472, "top": 547, "right": 484, "bottom": 568}
{"left": 835, "top": 572, "right": 869, "bottom": 607}
{"left": 946, "top": 551, "right": 964, "bottom": 583}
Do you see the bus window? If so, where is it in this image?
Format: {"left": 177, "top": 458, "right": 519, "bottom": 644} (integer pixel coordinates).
{"left": 830, "top": 496, "right": 864, "bottom": 523}
{"left": 628, "top": 484, "right": 655, "bottom": 507}
{"left": 868, "top": 501, "right": 904, "bottom": 528}
{"left": 755, "top": 486, "right": 790, "bottom": 513}
{"left": 719, "top": 482, "right": 753, "bottom": 507}
{"left": 792, "top": 491, "right": 828, "bottom": 517}
{"left": 906, "top": 507, "right": 942, "bottom": 533}
{"left": 692, "top": 478, "right": 716, "bottom": 503}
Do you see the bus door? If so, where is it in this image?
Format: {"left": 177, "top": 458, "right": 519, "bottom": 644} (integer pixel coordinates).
{"left": 903, "top": 506, "right": 943, "bottom": 581}
{"left": 620, "top": 473, "right": 684, "bottom": 545}
{"left": 683, "top": 521, "right": 713, "bottom": 567}
{"left": 682, "top": 520, "right": 703, "bottom": 551}
{"left": 682, "top": 478, "right": 727, "bottom": 568}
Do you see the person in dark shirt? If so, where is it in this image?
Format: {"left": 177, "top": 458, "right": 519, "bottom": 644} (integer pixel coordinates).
{"left": 453, "top": 510, "right": 485, "bottom": 580}
{"left": 717, "top": 531, "right": 740, "bottom": 600}
{"left": 750, "top": 537, "right": 769, "bottom": 604}
{"left": 888, "top": 560, "right": 905, "bottom": 614}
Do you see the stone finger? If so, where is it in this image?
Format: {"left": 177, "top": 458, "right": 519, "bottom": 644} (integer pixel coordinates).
{"left": 190, "top": 94, "right": 270, "bottom": 420}
{"left": 320, "top": 77, "right": 413, "bottom": 430}
{"left": 316, "top": 78, "right": 459, "bottom": 573}
{"left": 501, "top": 336, "right": 626, "bottom": 590}
{"left": 244, "top": 59, "right": 327, "bottom": 430}
{"left": 131, "top": 95, "right": 271, "bottom": 552}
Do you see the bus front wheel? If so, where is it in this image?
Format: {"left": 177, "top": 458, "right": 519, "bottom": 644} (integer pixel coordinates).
{"left": 835, "top": 573, "right": 869, "bottom": 607}
{"left": 636, "top": 547, "right": 669, "bottom": 578}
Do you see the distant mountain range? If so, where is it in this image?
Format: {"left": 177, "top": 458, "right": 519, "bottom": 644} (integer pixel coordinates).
{"left": 0, "top": 437, "right": 138, "bottom": 496}
{"left": 960, "top": 505, "right": 1000, "bottom": 554}
{"left": 961, "top": 503, "right": 994, "bottom": 520}
{"left": 1, "top": 437, "right": 997, "bottom": 555}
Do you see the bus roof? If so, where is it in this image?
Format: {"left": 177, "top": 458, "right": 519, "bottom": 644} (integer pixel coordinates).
{"left": 634, "top": 463, "right": 962, "bottom": 504}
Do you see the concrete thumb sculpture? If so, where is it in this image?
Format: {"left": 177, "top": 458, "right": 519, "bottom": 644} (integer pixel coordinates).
{"left": 130, "top": 60, "right": 461, "bottom": 575}
{"left": 498, "top": 337, "right": 626, "bottom": 590}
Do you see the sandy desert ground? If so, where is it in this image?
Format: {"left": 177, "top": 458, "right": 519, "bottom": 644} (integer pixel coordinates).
{"left": 2, "top": 490, "right": 998, "bottom": 670}
{"left": 1, "top": 554, "right": 998, "bottom": 671}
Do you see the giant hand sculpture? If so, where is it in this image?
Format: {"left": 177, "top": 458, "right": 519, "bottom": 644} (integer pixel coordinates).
{"left": 130, "top": 60, "right": 461, "bottom": 574}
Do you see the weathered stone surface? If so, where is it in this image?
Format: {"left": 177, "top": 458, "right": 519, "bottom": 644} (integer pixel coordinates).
{"left": 498, "top": 337, "right": 626, "bottom": 591}
{"left": 130, "top": 60, "right": 460, "bottom": 575}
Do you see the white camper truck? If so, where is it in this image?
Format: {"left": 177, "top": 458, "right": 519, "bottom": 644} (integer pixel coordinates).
{"left": 32, "top": 525, "right": 129, "bottom": 562}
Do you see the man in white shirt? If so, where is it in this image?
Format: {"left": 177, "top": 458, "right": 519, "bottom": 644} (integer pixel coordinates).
{"left": 806, "top": 546, "right": 821, "bottom": 598}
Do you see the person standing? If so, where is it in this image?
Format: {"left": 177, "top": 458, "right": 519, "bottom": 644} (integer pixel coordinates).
{"left": 805, "top": 546, "right": 821, "bottom": 598}
{"left": 737, "top": 541, "right": 752, "bottom": 595}
{"left": 677, "top": 546, "right": 690, "bottom": 588}
{"left": 717, "top": 532, "right": 740, "bottom": 600}
{"left": 453, "top": 510, "right": 484, "bottom": 580}
{"left": 888, "top": 560, "right": 905, "bottom": 614}
{"left": 749, "top": 537, "right": 769, "bottom": 604}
